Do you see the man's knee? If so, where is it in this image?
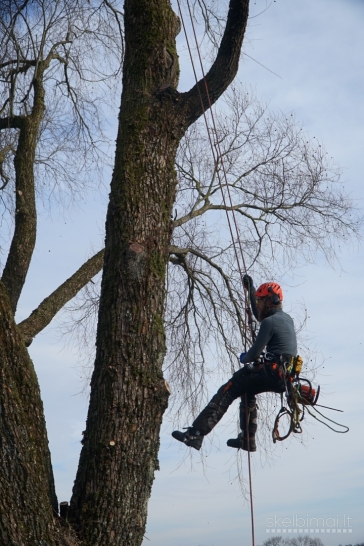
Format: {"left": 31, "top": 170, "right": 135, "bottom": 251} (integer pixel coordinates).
{"left": 211, "top": 378, "right": 240, "bottom": 408}
{"left": 192, "top": 380, "right": 237, "bottom": 434}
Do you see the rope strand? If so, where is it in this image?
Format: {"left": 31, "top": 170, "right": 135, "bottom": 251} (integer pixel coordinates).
{"left": 176, "top": 3, "right": 256, "bottom": 544}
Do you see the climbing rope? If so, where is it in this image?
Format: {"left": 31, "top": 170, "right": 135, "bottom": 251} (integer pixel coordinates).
{"left": 304, "top": 405, "right": 349, "bottom": 433}
{"left": 273, "top": 380, "right": 349, "bottom": 442}
{"left": 176, "top": 2, "right": 256, "bottom": 544}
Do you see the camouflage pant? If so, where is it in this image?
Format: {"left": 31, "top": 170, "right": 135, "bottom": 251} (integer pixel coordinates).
{"left": 192, "top": 364, "right": 285, "bottom": 436}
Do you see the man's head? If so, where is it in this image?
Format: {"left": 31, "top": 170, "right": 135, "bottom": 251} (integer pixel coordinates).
{"left": 254, "top": 282, "right": 283, "bottom": 321}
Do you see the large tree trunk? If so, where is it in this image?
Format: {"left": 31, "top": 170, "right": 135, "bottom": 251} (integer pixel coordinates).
{"left": 1, "top": 1, "right": 249, "bottom": 544}
{"left": 68, "top": 1, "right": 181, "bottom": 544}
{"left": 69, "top": 0, "right": 249, "bottom": 544}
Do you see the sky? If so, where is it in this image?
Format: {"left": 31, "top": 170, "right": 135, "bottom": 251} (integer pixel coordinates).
{"left": 12, "top": 1, "right": 364, "bottom": 545}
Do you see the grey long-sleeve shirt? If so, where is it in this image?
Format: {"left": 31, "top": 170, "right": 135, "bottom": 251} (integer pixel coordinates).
{"left": 242, "top": 308, "right": 297, "bottom": 363}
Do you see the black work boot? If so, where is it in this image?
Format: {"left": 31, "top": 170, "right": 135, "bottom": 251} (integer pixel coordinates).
{"left": 172, "top": 427, "right": 203, "bottom": 451}
{"left": 227, "top": 432, "right": 257, "bottom": 451}
{"left": 227, "top": 396, "right": 257, "bottom": 452}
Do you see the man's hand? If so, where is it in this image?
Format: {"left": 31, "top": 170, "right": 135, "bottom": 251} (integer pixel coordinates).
{"left": 243, "top": 274, "right": 254, "bottom": 292}
{"left": 240, "top": 352, "right": 247, "bottom": 363}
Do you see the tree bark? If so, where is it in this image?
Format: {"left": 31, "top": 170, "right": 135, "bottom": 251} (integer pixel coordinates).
{"left": 69, "top": 1, "right": 181, "bottom": 543}
{"left": 69, "top": 1, "right": 249, "bottom": 545}
{"left": 0, "top": 282, "right": 65, "bottom": 545}
{"left": 1, "top": 72, "right": 46, "bottom": 314}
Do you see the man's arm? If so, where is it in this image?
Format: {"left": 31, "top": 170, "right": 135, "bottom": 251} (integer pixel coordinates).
{"left": 249, "top": 290, "right": 259, "bottom": 321}
{"left": 242, "top": 317, "right": 273, "bottom": 363}
{"left": 243, "top": 274, "right": 259, "bottom": 320}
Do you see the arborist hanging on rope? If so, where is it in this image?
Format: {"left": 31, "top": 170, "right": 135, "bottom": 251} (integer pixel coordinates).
{"left": 172, "top": 275, "right": 297, "bottom": 452}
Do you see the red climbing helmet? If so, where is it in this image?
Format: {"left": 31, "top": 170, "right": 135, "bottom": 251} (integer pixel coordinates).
{"left": 255, "top": 282, "right": 283, "bottom": 302}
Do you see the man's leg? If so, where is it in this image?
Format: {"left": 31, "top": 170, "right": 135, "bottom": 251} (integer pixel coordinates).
{"left": 227, "top": 364, "right": 286, "bottom": 450}
{"left": 172, "top": 373, "right": 244, "bottom": 450}
{"left": 172, "top": 364, "right": 285, "bottom": 451}
{"left": 227, "top": 394, "right": 257, "bottom": 451}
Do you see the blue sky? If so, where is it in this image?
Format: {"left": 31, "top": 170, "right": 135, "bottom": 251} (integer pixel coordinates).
{"left": 14, "top": 0, "right": 364, "bottom": 545}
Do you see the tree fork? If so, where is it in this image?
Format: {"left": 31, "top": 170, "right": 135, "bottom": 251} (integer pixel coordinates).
{"left": 69, "top": 1, "right": 250, "bottom": 545}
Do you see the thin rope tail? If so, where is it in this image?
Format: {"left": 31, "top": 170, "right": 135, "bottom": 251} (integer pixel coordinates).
{"left": 304, "top": 404, "right": 349, "bottom": 434}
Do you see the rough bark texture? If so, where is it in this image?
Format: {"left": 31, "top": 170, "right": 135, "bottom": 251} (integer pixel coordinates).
{"left": 68, "top": 1, "right": 181, "bottom": 543}
{"left": 69, "top": 1, "right": 249, "bottom": 545}
{"left": 0, "top": 282, "right": 60, "bottom": 545}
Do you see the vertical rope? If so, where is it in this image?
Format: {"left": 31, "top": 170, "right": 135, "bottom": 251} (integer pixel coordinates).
{"left": 176, "top": 0, "right": 252, "bottom": 344}
{"left": 176, "top": 2, "right": 256, "bottom": 545}
{"left": 244, "top": 393, "right": 256, "bottom": 546}
{"left": 184, "top": 0, "right": 249, "bottom": 277}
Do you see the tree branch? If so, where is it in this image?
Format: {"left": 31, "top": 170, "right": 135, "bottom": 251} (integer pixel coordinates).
{"left": 0, "top": 116, "right": 24, "bottom": 130}
{"left": 178, "top": 0, "right": 249, "bottom": 127}
{"left": 1, "top": 59, "right": 54, "bottom": 313}
{"left": 169, "top": 244, "right": 246, "bottom": 342}
{"left": 0, "top": 59, "right": 36, "bottom": 70}
{"left": 17, "top": 249, "right": 104, "bottom": 346}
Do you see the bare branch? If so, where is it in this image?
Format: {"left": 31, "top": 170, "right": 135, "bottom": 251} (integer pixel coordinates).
{"left": 170, "top": 244, "right": 246, "bottom": 343}
{"left": 178, "top": 0, "right": 250, "bottom": 127}
{"left": 174, "top": 88, "right": 361, "bottom": 272}
{"left": 0, "top": 0, "right": 124, "bottom": 309}
{"left": 0, "top": 58, "right": 36, "bottom": 70}
{"left": 18, "top": 248, "right": 104, "bottom": 346}
{"left": 0, "top": 116, "right": 24, "bottom": 129}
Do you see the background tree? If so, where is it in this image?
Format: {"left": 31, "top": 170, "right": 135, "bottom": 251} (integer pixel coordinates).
{"left": 0, "top": 1, "right": 360, "bottom": 545}
{"left": 0, "top": 0, "right": 122, "bottom": 544}
{"left": 262, "top": 536, "right": 325, "bottom": 546}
